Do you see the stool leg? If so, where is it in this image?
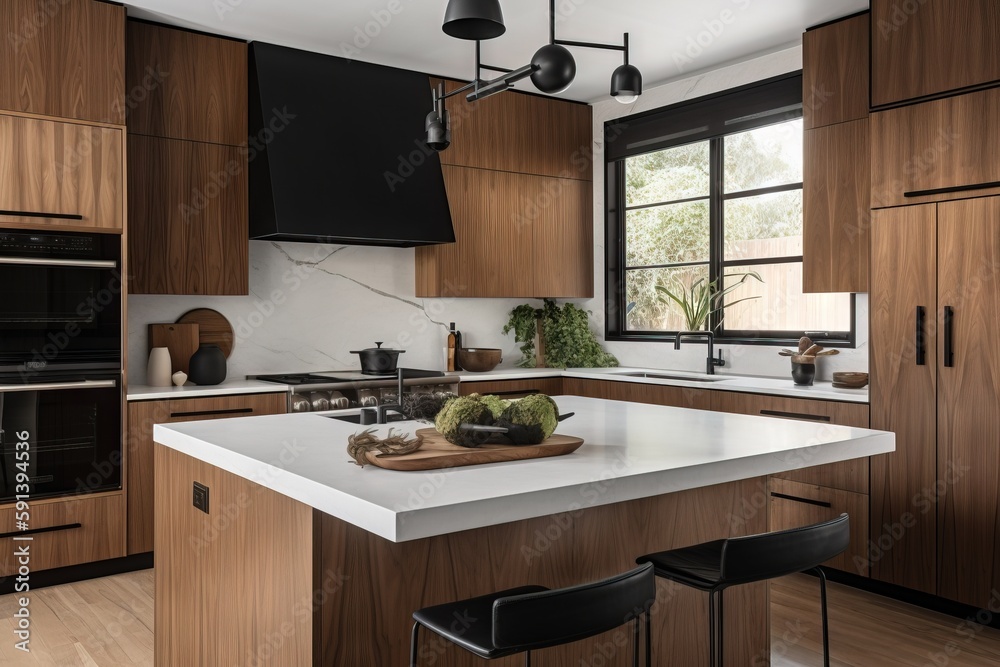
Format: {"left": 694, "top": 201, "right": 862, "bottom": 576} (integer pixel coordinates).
{"left": 410, "top": 621, "right": 420, "bottom": 667}
{"left": 708, "top": 591, "right": 717, "bottom": 667}
{"left": 632, "top": 616, "right": 640, "bottom": 667}
{"left": 718, "top": 590, "right": 725, "bottom": 667}
{"left": 645, "top": 610, "right": 652, "bottom": 667}
{"left": 525, "top": 649, "right": 531, "bottom": 667}
{"left": 815, "top": 567, "right": 831, "bottom": 667}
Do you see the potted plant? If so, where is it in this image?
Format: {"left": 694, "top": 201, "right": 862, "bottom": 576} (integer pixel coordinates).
{"left": 654, "top": 271, "right": 763, "bottom": 331}
{"left": 503, "top": 300, "right": 618, "bottom": 369}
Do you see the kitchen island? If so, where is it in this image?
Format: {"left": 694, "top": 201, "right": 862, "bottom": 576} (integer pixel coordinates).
{"left": 153, "top": 396, "right": 893, "bottom": 667}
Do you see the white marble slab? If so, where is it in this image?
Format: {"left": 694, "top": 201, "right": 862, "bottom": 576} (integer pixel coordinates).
{"left": 154, "top": 395, "right": 893, "bottom": 543}
{"left": 127, "top": 380, "right": 289, "bottom": 401}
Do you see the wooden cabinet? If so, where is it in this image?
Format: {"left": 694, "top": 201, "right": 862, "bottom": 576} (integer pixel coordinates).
{"left": 769, "top": 478, "right": 869, "bottom": 575}
{"left": 871, "top": 88, "right": 1000, "bottom": 209}
{"left": 416, "top": 81, "right": 593, "bottom": 299}
{"left": 803, "top": 118, "right": 870, "bottom": 293}
{"left": 458, "top": 377, "right": 564, "bottom": 399}
{"left": 126, "top": 21, "right": 247, "bottom": 145}
{"left": 126, "top": 393, "right": 287, "bottom": 555}
{"left": 936, "top": 197, "right": 1000, "bottom": 608}
{"left": 870, "top": 204, "right": 938, "bottom": 594}
{"left": 0, "top": 113, "right": 124, "bottom": 232}
{"left": 0, "top": 493, "right": 124, "bottom": 575}
{"left": 127, "top": 135, "right": 248, "bottom": 295}
{"left": 871, "top": 0, "right": 1000, "bottom": 107}
{"left": 563, "top": 378, "right": 711, "bottom": 410}
{"left": 802, "top": 12, "right": 869, "bottom": 129}
{"left": 709, "top": 391, "right": 870, "bottom": 493}
{"left": 0, "top": 0, "right": 125, "bottom": 124}
{"left": 417, "top": 167, "right": 592, "bottom": 298}
{"left": 126, "top": 20, "right": 249, "bottom": 295}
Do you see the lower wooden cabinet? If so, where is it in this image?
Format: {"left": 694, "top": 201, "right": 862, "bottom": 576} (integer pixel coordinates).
{"left": 769, "top": 478, "right": 869, "bottom": 576}
{"left": 0, "top": 113, "right": 124, "bottom": 232}
{"left": 0, "top": 493, "right": 125, "bottom": 576}
{"left": 126, "top": 392, "right": 286, "bottom": 554}
{"left": 127, "top": 134, "right": 248, "bottom": 295}
{"left": 564, "top": 377, "right": 712, "bottom": 410}
{"left": 459, "top": 377, "right": 564, "bottom": 399}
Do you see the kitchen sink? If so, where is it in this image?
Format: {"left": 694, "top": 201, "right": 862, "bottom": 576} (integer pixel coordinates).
{"left": 617, "top": 372, "right": 733, "bottom": 383}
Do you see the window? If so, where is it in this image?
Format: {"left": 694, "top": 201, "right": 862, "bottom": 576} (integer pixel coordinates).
{"left": 604, "top": 73, "right": 854, "bottom": 346}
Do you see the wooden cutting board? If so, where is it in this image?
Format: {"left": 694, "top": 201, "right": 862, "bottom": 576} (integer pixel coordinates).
{"left": 177, "top": 308, "right": 234, "bottom": 358}
{"left": 148, "top": 323, "right": 199, "bottom": 374}
{"left": 362, "top": 428, "right": 585, "bottom": 471}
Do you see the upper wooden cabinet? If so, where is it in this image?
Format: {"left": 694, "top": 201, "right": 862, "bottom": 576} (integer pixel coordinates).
{"left": 128, "top": 134, "right": 248, "bottom": 295}
{"left": 871, "top": 0, "right": 1000, "bottom": 107}
{"left": 436, "top": 79, "right": 593, "bottom": 181}
{"left": 126, "top": 20, "right": 248, "bottom": 145}
{"left": 802, "top": 13, "right": 869, "bottom": 129}
{"left": 871, "top": 87, "right": 1000, "bottom": 208}
{"left": 802, "top": 118, "right": 870, "bottom": 293}
{"left": 0, "top": 113, "right": 123, "bottom": 232}
{"left": 0, "top": 0, "right": 125, "bottom": 124}
{"left": 416, "top": 166, "right": 592, "bottom": 298}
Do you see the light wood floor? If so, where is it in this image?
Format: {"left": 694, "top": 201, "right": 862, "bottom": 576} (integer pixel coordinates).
{"left": 0, "top": 570, "right": 998, "bottom": 665}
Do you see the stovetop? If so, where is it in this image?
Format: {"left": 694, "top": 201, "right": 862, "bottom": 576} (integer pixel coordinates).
{"left": 253, "top": 369, "right": 447, "bottom": 386}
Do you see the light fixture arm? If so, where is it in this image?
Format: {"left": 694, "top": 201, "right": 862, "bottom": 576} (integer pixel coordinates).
{"left": 435, "top": 39, "right": 540, "bottom": 104}
{"left": 547, "top": 0, "right": 629, "bottom": 60}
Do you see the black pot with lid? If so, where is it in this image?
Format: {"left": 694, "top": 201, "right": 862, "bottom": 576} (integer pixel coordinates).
{"left": 351, "top": 341, "right": 405, "bottom": 375}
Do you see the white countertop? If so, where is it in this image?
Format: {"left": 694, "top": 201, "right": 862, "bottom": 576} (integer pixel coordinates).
{"left": 154, "top": 395, "right": 892, "bottom": 543}
{"left": 127, "top": 380, "right": 289, "bottom": 401}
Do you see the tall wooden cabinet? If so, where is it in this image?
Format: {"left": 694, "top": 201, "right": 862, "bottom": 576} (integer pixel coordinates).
{"left": 871, "top": 199, "right": 1000, "bottom": 607}
{"left": 416, "top": 81, "right": 594, "bottom": 299}
{"left": 0, "top": 0, "right": 126, "bottom": 124}
{"left": 801, "top": 13, "right": 870, "bottom": 294}
{"left": 126, "top": 20, "right": 249, "bottom": 295}
{"left": 871, "top": 0, "right": 1000, "bottom": 107}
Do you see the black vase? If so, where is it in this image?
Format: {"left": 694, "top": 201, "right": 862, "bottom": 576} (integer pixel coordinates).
{"left": 791, "top": 361, "right": 815, "bottom": 386}
{"left": 188, "top": 344, "right": 227, "bottom": 386}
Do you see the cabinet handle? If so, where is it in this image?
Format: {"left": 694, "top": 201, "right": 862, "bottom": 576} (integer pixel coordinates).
{"left": 170, "top": 407, "right": 255, "bottom": 419}
{"left": 904, "top": 180, "right": 1000, "bottom": 199}
{"left": 759, "top": 409, "right": 831, "bottom": 423}
{"left": 770, "top": 492, "right": 832, "bottom": 509}
{"left": 0, "top": 522, "right": 82, "bottom": 539}
{"left": 943, "top": 306, "right": 954, "bottom": 368}
{"left": 0, "top": 209, "right": 84, "bottom": 221}
{"left": 915, "top": 306, "right": 926, "bottom": 366}
{"left": 483, "top": 389, "right": 541, "bottom": 397}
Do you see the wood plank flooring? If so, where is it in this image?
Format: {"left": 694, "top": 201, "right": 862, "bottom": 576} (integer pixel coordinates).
{"left": 0, "top": 570, "right": 998, "bottom": 665}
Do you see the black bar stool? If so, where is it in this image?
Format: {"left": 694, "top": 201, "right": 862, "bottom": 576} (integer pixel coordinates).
{"left": 636, "top": 513, "right": 850, "bottom": 667}
{"left": 410, "top": 562, "right": 655, "bottom": 667}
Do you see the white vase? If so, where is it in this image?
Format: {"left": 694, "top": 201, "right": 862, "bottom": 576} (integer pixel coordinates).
{"left": 147, "top": 347, "right": 172, "bottom": 387}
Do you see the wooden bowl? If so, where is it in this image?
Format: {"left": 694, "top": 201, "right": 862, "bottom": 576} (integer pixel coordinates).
{"left": 832, "top": 372, "right": 869, "bottom": 389}
{"left": 457, "top": 348, "right": 502, "bottom": 373}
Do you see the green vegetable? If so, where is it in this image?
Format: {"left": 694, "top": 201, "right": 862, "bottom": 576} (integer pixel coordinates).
{"left": 479, "top": 394, "right": 511, "bottom": 419}
{"left": 497, "top": 394, "right": 559, "bottom": 441}
{"left": 502, "top": 300, "right": 618, "bottom": 369}
{"left": 434, "top": 394, "right": 496, "bottom": 447}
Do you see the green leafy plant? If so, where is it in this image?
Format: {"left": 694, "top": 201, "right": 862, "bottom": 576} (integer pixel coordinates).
{"left": 502, "top": 300, "right": 618, "bottom": 369}
{"left": 654, "top": 271, "right": 763, "bottom": 331}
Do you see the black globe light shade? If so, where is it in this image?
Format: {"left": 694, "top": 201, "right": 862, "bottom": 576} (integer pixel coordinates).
{"left": 442, "top": 0, "right": 506, "bottom": 40}
{"left": 425, "top": 109, "right": 451, "bottom": 152}
{"left": 610, "top": 63, "right": 642, "bottom": 103}
{"left": 530, "top": 43, "right": 577, "bottom": 94}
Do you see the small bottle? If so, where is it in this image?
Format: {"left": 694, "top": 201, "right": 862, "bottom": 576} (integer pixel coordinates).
{"left": 453, "top": 324, "right": 463, "bottom": 371}
{"left": 447, "top": 323, "right": 457, "bottom": 372}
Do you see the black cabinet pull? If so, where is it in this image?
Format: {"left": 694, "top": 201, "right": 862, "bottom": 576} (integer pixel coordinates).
{"left": 904, "top": 180, "right": 1000, "bottom": 199}
{"left": 170, "top": 407, "right": 254, "bottom": 419}
{"left": 770, "top": 492, "right": 832, "bottom": 509}
{"left": 0, "top": 209, "right": 84, "bottom": 221}
{"left": 0, "top": 522, "right": 82, "bottom": 539}
{"left": 943, "top": 306, "right": 954, "bottom": 368}
{"left": 484, "top": 389, "right": 541, "bottom": 397}
{"left": 915, "top": 306, "right": 926, "bottom": 366}
{"left": 759, "top": 409, "right": 832, "bottom": 423}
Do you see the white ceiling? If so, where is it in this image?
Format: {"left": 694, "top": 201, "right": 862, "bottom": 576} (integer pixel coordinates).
{"left": 124, "top": 0, "right": 868, "bottom": 102}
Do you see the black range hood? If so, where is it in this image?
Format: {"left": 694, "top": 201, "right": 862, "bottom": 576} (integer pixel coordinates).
{"left": 248, "top": 42, "right": 455, "bottom": 246}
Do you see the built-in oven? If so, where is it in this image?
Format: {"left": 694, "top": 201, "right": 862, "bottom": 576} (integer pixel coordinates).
{"left": 0, "top": 372, "right": 122, "bottom": 502}
{"left": 0, "top": 230, "right": 122, "bottom": 375}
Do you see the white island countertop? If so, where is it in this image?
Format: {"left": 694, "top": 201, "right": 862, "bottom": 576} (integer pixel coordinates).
{"left": 154, "top": 396, "right": 893, "bottom": 543}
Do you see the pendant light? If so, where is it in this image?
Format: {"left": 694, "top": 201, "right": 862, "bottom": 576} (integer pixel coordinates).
{"left": 610, "top": 34, "right": 642, "bottom": 104}
{"left": 442, "top": 0, "right": 506, "bottom": 40}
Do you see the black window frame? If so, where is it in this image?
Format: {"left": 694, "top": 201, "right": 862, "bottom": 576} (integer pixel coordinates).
{"left": 604, "top": 72, "right": 856, "bottom": 348}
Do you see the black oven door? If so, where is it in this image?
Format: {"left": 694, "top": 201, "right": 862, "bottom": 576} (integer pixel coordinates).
{"left": 0, "top": 231, "right": 121, "bottom": 372}
{"left": 0, "top": 374, "right": 122, "bottom": 502}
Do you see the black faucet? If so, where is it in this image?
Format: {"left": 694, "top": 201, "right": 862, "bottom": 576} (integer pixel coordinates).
{"left": 362, "top": 369, "right": 408, "bottom": 425}
{"left": 674, "top": 331, "right": 726, "bottom": 375}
